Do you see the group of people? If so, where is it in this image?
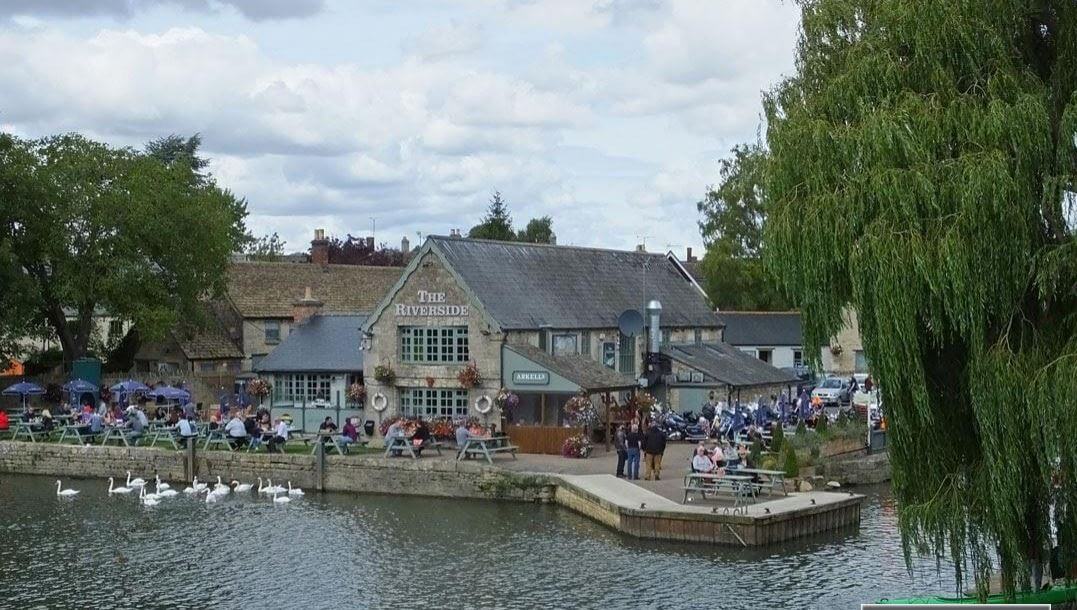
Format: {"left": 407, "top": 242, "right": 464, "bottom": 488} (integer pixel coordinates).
{"left": 219, "top": 407, "right": 298, "bottom": 453}
{"left": 613, "top": 421, "right": 668, "bottom": 481}
{"left": 384, "top": 416, "right": 433, "bottom": 456}
{"left": 690, "top": 440, "right": 750, "bottom": 475}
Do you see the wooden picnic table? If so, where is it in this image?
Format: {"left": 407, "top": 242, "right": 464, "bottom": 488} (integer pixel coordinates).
{"left": 11, "top": 421, "right": 48, "bottom": 443}
{"left": 58, "top": 424, "right": 98, "bottom": 445}
{"left": 311, "top": 430, "right": 365, "bottom": 455}
{"left": 383, "top": 435, "right": 443, "bottom": 459}
{"left": 682, "top": 472, "right": 758, "bottom": 505}
{"left": 101, "top": 424, "right": 141, "bottom": 447}
{"left": 456, "top": 435, "right": 518, "bottom": 465}
{"left": 734, "top": 468, "right": 788, "bottom": 496}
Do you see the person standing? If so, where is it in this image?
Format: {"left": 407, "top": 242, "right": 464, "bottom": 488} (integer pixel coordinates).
{"left": 614, "top": 424, "right": 627, "bottom": 478}
{"left": 624, "top": 423, "right": 643, "bottom": 480}
{"left": 642, "top": 422, "right": 667, "bottom": 481}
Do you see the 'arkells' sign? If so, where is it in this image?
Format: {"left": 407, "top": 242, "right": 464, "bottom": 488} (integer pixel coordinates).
{"left": 395, "top": 290, "right": 469, "bottom": 317}
{"left": 512, "top": 371, "right": 549, "bottom": 385}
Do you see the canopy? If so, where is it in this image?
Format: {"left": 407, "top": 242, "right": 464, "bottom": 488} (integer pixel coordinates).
{"left": 2, "top": 381, "right": 45, "bottom": 409}
{"left": 62, "top": 379, "right": 98, "bottom": 394}
{"left": 147, "top": 385, "right": 191, "bottom": 402}
{"left": 110, "top": 380, "right": 151, "bottom": 394}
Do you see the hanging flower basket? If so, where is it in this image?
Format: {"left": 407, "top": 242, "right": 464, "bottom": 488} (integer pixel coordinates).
{"left": 829, "top": 344, "right": 843, "bottom": 355}
{"left": 495, "top": 388, "right": 519, "bottom": 415}
{"left": 247, "top": 378, "right": 272, "bottom": 399}
{"left": 564, "top": 392, "right": 599, "bottom": 427}
{"left": 561, "top": 434, "right": 592, "bottom": 458}
{"left": 374, "top": 364, "right": 396, "bottom": 385}
{"left": 347, "top": 383, "right": 367, "bottom": 404}
{"left": 457, "top": 361, "right": 482, "bottom": 389}
{"left": 425, "top": 376, "right": 436, "bottom": 388}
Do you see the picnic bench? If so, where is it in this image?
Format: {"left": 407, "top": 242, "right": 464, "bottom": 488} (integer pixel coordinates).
{"left": 682, "top": 472, "right": 761, "bottom": 506}
{"left": 734, "top": 467, "right": 788, "bottom": 496}
{"left": 57, "top": 424, "right": 100, "bottom": 445}
{"left": 383, "top": 435, "right": 443, "bottom": 459}
{"left": 311, "top": 431, "right": 368, "bottom": 455}
{"left": 456, "top": 435, "right": 518, "bottom": 465}
{"left": 11, "top": 421, "right": 50, "bottom": 443}
{"left": 203, "top": 428, "right": 236, "bottom": 451}
{"left": 101, "top": 425, "right": 142, "bottom": 447}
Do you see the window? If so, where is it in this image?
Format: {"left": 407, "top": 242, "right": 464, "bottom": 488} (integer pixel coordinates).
{"left": 538, "top": 330, "right": 548, "bottom": 352}
{"left": 264, "top": 320, "right": 281, "bottom": 344}
{"left": 199, "top": 361, "right": 218, "bottom": 373}
{"left": 618, "top": 333, "right": 635, "bottom": 375}
{"left": 854, "top": 350, "right": 868, "bottom": 373}
{"left": 108, "top": 320, "right": 124, "bottom": 338}
{"left": 793, "top": 350, "right": 804, "bottom": 367}
{"left": 400, "top": 388, "right": 469, "bottom": 419}
{"left": 274, "top": 374, "right": 333, "bottom": 404}
{"left": 661, "top": 329, "right": 670, "bottom": 346}
{"left": 693, "top": 329, "right": 703, "bottom": 345}
{"left": 580, "top": 331, "right": 591, "bottom": 357}
{"left": 399, "top": 326, "right": 469, "bottom": 363}
{"left": 602, "top": 342, "right": 616, "bottom": 369}
{"left": 552, "top": 334, "right": 577, "bottom": 356}
{"left": 757, "top": 349, "right": 772, "bottom": 364}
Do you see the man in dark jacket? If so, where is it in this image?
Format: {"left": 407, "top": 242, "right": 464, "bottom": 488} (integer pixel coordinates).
{"left": 614, "top": 425, "right": 628, "bottom": 478}
{"left": 643, "top": 422, "right": 667, "bottom": 481}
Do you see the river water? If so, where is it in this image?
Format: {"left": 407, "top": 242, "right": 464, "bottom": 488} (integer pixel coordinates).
{"left": 0, "top": 474, "right": 954, "bottom": 609}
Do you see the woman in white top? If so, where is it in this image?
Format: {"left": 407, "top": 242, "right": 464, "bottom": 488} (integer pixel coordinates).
{"left": 691, "top": 445, "right": 715, "bottom": 473}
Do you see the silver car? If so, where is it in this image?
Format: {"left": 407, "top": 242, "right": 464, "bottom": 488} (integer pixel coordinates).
{"left": 811, "top": 377, "right": 851, "bottom": 406}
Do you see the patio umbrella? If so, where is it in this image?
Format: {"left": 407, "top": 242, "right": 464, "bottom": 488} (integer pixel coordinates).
{"left": 2, "top": 381, "right": 45, "bottom": 410}
{"left": 110, "top": 379, "right": 150, "bottom": 405}
{"left": 147, "top": 385, "right": 191, "bottom": 402}
{"left": 62, "top": 379, "right": 99, "bottom": 407}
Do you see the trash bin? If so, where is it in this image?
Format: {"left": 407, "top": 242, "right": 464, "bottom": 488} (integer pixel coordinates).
{"left": 364, "top": 420, "right": 376, "bottom": 437}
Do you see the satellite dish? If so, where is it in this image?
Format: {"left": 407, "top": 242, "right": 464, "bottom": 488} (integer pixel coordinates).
{"left": 617, "top": 309, "right": 644, "bottom": 336}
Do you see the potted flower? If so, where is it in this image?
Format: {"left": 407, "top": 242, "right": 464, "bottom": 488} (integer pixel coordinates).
{"left": 247, "top": 378, "right": 272, "bottom": 406}
{"left": 347, "top": 382, "right": 367, "bottom": 405}
{"left": 561, "top": 434, "right": 592, "bottom": 458}
{"left": 564, "top": 391, "right": 599, "bottom": 427}
{"left": 494, "top": 388, "right": 519, "bottom": 416}
{"left": 457, "top": 361, "right": 482, "bottom": 389}
{"left": 374, "top": 364, "right": 396, "bottom": 385}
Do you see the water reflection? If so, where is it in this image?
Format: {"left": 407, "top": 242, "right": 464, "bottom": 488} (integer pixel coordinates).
{"left": 0, "top": 475, "right": 953, "bottom": 609}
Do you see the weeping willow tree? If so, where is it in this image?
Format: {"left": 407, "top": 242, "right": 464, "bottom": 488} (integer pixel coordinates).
{"left": 764, "top": 0, "right": 1077, "bottom": 600}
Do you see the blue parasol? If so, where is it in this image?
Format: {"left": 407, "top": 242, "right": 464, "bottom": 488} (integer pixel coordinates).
{"left": 2, "top": 381, "right": 46, "bottom": 410}
{"left": 147, "top": 385, "right": 191, "bottom": 402}
{"left": 110, "top": 379, "right": 151, "bottom": 405}
{"left": 62, "top": 379, "right": 99, "bottom": 407}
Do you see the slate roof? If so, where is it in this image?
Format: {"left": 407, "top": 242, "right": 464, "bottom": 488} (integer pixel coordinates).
{"left": 172, "top": 304, "right": 243, "bottom": 360}
{"left": 227, "top": 261, "right": 402, "bottom": 318}
{"left": 663, "top": 342, "right": 799, "bottom": 388}
{"left": 717, "top": 311, "right": 803, "bottom": 346}
{"left": 254, "top": 314, "right": 366, "bottom": 373}
{"left": 429, "top": 236, "right": 719, "bottom": 330}
{"left": 504, "top": 343, "right": 637, "bottom": 391}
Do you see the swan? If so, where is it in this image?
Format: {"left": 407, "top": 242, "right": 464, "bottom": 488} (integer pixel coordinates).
{"left": 157, "top": 487, "right": 178, "bottom": 498}
{"left": 213, "top": 476, "right": 229, "bottom": 494}
{"left": 56, "top": 480, "right": 79, "bottom": 496}
{"left": 125, "top": 471, "right": 146, "bottom": 488}
{"left": 107, "top": 477, "right": 132, "bottom": 495}
{"left": 140, "top": 487, "right": 159, "bottom": 507}
{"left": 265, "top": 479, "right": 285, "bottom": 494}
{"left": 155, "top": 475, "right": 171, "bottom": 491}
{"left": 272, "top": 491, "right": 291, "bottom": 504}
{"left": 205, "top": 490, "right": 221, "bottom": 503}
{"left": 192, "top": 477, "right": 208, "bottom": 492}
{"left": 231, "top": 480, "right": 253, "bottom": 493}
{"left": 287, "top": 481, "right": 304, "bottom": 496}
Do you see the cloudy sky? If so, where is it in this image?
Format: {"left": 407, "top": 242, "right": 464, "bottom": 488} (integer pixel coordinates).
{"left": 0, "top": 0, "right": 799, "bottom": 255}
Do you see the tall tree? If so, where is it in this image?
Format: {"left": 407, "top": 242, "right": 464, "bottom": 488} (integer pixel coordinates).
{"left": 697, "top": 142, "right": 788, "bottom": 310}
{"left": 468, "top": 191, "right": 515, "bottom": 241}
{"left": 245, "top": 232, "right": 287, "bottom": 262}
{"left": 0, "top": 133, "right": 248, "bottom": 363}
{"left": 763, "top": 0, "right": 1077, "bottom": 599}
{"left": 324, "top": 235, "right": 406, "bottom": 266}
{"left": 517, "top": 216, "right": 555, "bottom": 244}
{"left": 145, "top": 133, "right": 209, "bottom": 181}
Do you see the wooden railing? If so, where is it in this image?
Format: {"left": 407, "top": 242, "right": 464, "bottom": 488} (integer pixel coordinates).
{"left": 504, "top": 424, "right": 579, "bottom": 455}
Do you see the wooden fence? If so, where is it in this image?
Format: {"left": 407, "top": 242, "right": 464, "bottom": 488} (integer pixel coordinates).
{"left": 505, "top": 424, "right": 580, "bottom": 455}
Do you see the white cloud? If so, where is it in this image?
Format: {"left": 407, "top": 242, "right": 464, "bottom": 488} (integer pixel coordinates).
{"left": 406, "top": 20, "right": 484, "bottom": 60}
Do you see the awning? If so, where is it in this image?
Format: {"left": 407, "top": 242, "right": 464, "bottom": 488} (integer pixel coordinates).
{"left": 662, "top": 342, "right": 799, "bottom": 389}
{"left": 502, "top": 343, "right": 637, "bottom": 393}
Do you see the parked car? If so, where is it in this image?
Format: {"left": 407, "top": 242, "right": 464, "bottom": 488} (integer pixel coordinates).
{"left": 811, "top": 377, "right": 851, "bottom": 406}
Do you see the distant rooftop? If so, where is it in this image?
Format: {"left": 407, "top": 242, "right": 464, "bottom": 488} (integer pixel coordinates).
{"left": 717, "top": 311, "right": 803, "bottom": 347}
{"left": 254, "top": 314, "right": 366, "bottom": 373}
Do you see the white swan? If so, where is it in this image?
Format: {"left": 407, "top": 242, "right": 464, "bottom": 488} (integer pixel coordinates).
{"left": 157, "top": 486, "right": 179, "bottom": 498}
{"left": 205, "top": 490, "right": 221, "bottom": 503}
{"left": 231, "top": 480, "right": 253, "bottom": 493}
{"left": 140, "top": 486, "right": 159, "bottom": 507}
{"left": 56, "top": 480, "right": 79, "bottom": 496}
{"left": 213, "top": 475, "right": 229, "bottom": 494}
{"left": 107, "top": 477, "right": 132, "bottom": 495}
{"left": 126, "top": 471, "right": 146, "bottom": 488}
{"left": 155, "top": 475, "right": 171, "bottom": 491}
{"left": 272, "top": 491, "right": 291, "bottom": 504}
{"left": 192, "top": 477, "right": 208, "bottom": 492}
{"left": 257, "top": 477, "right": 275, "bottom": 494}
{"left": 265, "top": 479, "right": 285, "bottom": 494}
{"left": 287, "top": 481, "right": 304, "bottom": 496}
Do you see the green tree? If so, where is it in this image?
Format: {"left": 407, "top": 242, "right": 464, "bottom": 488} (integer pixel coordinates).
{"left": 763, "top": 0, "right": 1077, "bottom": 599}
{"left": 697, "top": 143, "right": 788, "bottom": 310}
{"left": 0, "top": 133, "right": 248, "bottom": 363}
{"left": 517, "top": 216, "right": 555, "bottom": 244}
{"left": 781, "top": 441, "right": 799, "bottom": 478}
{"left": 145, "top": 133, "right": 209, "bottom": 181}
{"left": 468, "top": 191, "right": 515, "bottom": 241}
{"left": 246, "top": 232, "right": 287, "bottom": 262}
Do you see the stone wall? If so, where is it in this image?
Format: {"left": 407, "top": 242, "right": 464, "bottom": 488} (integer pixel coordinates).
{"left": 817, "top": 451, "right": 891, "bottom": 486}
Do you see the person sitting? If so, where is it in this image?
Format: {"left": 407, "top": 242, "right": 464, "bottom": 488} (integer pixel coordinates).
{"left": 723, "top": 441, "right": 740, "bottom": 470}
{"left": 40, "top": 407, "right": 55, "bottom": 432}
{"left": 0, "top": 409, "right": 9, "bottom": 432}
{"left": 182, "top": 401, "right": 196, "bottom": 420}
{"left": 177, "top": 414, "right": 198, "bottom": 445}
{"left": 411, "top": 417, "right": 431, "bottom": 456}
{"left": 243, "top": 414, "right": 261, "bottom": 450}
{"left": 267, "top": 418, "right": 289, "bottom": 454}
{"left": 455, "top": 420, "right": 470, "bottom": 451}
{"left": 21, "top": 405, "right": 34, "bottom": 423}
{"left": 319, "top": 416, "right": 338, "bottom": 434}
{"left": 224, "top": 412, "right": 247, "bottom": 449}
{"left": 125, "top": 406, "right": 145, "bottom": 444}
{"left": 88, "top": 411, "right": 104, "bottom": 438}
{"left": 340, "top": 418, "right": 358, "bottom": 454}
{"left": 385, "top": 418, "right": 405, "bottom": 456}
{"left": 691, "top": 445, "right": 715, "bottom": 474}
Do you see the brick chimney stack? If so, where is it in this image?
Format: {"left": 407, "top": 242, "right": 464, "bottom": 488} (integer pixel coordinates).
{"left": 686, "top": 247, "right": 695, "bottom": 262}
{"left": 292, "top": 286, "right": 324, "bottom": 325}
{"left": 311, "top": 229, "right": 329, "bottom": 266}
{"left": 365, "top": 236, "right": 375, "bottom": 250}
{"left": 401, "top": 235, "right": 410, "bottom": 253}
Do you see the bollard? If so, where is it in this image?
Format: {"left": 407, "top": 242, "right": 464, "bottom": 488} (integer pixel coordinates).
{"left": 315, "top": 440, "right": 325, "bottom": 492}
{"left": 185, "top": 437, "right": 196, "bottom": 482}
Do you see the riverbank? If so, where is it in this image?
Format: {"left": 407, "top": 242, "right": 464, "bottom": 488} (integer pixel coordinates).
{"left": 0, "top": 440, "right": 863, "bottom": 546}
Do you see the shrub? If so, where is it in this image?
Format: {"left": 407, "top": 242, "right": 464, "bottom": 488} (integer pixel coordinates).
{"left": 782, "top": 442, "right": 800, "bottom": 478}
{"left": 749, "top": 440, "right": 763, "bottom": 467}
{"left": 796, "top": 420, "right": 807, "bottom": 435}
{"left": 771, "top": 424, "right": 785, "bottom": 450}
{"left": 816, "top": 413, "right": 829, "bottom": 434}
{"left": 760, "top": 454, "right": 780, "bottom": 470}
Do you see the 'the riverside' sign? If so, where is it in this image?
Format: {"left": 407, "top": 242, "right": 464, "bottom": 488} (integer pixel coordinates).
{"left": 395, "top": 290, "right": 469, "bottom": 317}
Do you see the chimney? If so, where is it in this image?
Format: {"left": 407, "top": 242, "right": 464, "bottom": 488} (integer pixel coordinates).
{"left": 401, "top": 235, "right": 410, "bottom": 253}
{"left": 686, "top": 247, "right": 694, "bottom": 262}
{"left": 646, "top": 300, "right": 662, "bottom": 354}
{"left": 292, "top": 286, "right": 323, "bottom": 325}
{"left": 636, "top": 243, "right": 646, "bottom": 253}
{"left": 451, "top": 229, "right": 462, "bottom": 238}
{"left": 365, "top": 236, "right": 375, "bottom": 250}
{"left": 311, "top": 229, "right": 329, "bottom": 266}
